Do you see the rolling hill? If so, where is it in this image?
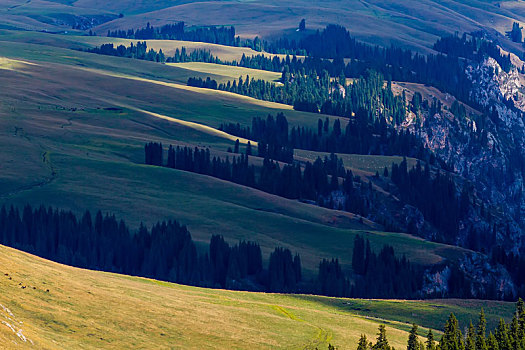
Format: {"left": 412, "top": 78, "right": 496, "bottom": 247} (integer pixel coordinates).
{"left": 0, "top": 244, "right": 515, "bottom": 349}
{"left": 0, "top": 1, "right": 523, "bottom": 348}
{"left": 0, "top": 34, "right": 473, "bottom": 277}
{"left": 2, "top": 0, "right": 525, "bottom": 53}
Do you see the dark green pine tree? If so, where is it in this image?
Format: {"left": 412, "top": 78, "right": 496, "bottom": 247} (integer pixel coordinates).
{"left": 466, "top": 322, "right": 476, "bottom": 350}
{"left": 426, "top": 329, "right": 436, "bottom": 350}
{"left": 357, "top": 334, "right": 371, "bottom": 350}
{"left": 299, "top": 18, "right": 306, "bottom": 31}
{"left": 440, "top": 313, "right": 465, "bottom": 350}
{"left": 373, "top": 325, "right": 391, "bottom": 350}
{"left": 234, "top": 139, "right": 240, "bottom": 154}
{"left": 407, "top": 324, "right": 420, "bottom": 350}
{"left": 476, "top": 308, "right": 488, "bottom": 350}
{"left": 510, "top": 314, "right": 519, "bottom": 350}
{"left": 495, "top": 318, "right": 511, "bottom": 350}
{"left": 518, "top": 298, "right": 525, "bottom": 340}
{"left": 486, "top": 332, "right": 499, "bottom": 350}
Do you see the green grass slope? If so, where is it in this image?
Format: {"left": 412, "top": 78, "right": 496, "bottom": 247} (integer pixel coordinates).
{"left": 0, "top": 35, "right": 469, "bottom": 275}
{"left": 0, "top": 244, "right": 515, "bottom": 349}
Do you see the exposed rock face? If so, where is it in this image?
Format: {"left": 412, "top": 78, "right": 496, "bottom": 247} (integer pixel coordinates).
{"left": 410, "top": 55, "right": 525, "bottom": 253}
{"left": 459, "top": 253, "right": 516, "bottom": 299}
{"left": 399, "top": 51, "right": 525, "bottom": 298}
{"left": 422, "top": 253, "right": 516, "bottom": 299}
{"left": 422, "top": 265, "right": 451, "bottom": 297}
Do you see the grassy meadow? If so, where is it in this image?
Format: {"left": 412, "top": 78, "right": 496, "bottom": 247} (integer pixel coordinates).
{"left": 168, "top": 62, "right": 282, "bottom": 84}
{"left": 0, "top": 34, "right": 470, "bottom": 277}
{"left": 0, "top": 245, "right": 515, "bottom": 349}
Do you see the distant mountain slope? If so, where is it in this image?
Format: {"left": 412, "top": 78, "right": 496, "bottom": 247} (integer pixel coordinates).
{"left": 2, "top": 1, "right": 525, "bottom": 52}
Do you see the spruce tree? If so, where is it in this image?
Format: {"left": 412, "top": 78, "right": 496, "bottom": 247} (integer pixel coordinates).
{"left": 466, "top": 321, "right": 476, "bottom": 350}
{"left": 476, "top": 308, "right": 488, "bottom": 350}
{"left": 234, "top": 139, "right": 240, "bottom": 154}
{"left": 373, "top": 325, "right": 391, "bottom": 350}
{"left": 357, "top": 334, "right": 370, "bottom": 350}
{"left": 518, "top": 298, "right": 525, "bottom": 338}
{"left": 487, "top": 332, "right": 499, "bottom": 350}
{"left": 406, "top": 323, "right": 419, "bottom": 350}
{"left": 440, "top": 313, "right": 465, "bottom": 350}
{"left": 426, "top": 329, "right": 436, "bottom": 350}
{"left": 495, "top": 318, "right": 511, "bottom": 350}
{"left": 510, "top": 314, "right": 519, "bottom": 350}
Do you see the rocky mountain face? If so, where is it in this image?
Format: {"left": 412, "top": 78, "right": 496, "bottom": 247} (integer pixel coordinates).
{"left": 408, "top": 51, "right": 525, "bottom": 298}
{"left": 414, "top": 55, "right": 524, "bottom": 248}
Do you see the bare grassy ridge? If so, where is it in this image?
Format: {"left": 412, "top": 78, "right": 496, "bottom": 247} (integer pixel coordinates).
{"left": 0, "top": 245, "right": 514, "bottom": 349}
{"left": 3, "top": 0, "right": 525, "bottom": 53}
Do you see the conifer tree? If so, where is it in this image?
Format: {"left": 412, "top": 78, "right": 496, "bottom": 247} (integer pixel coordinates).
{"left": 426, "top": 329, "right": 436, "bottom": 350}
{"left": 487, "top": 332, "right": 499, "bottom": 350}
{"left": 495, "top": 318, "right": 511, "bottom": 350}
{"left": 466, "top": 322, "right": 476, "bottom": 350}
{"left": 357, "top": 334, "right": 371, "bottom": 350}
{"left": 510, "top": 314, "right": 519, "bottom": 350}
{"left": 407, "top": 324, "right": 420, "bottom": 350}
{"left": 234, "top": 139, "right": 240, "bottom": 154}
{"left": 440, "top": 313, "right": 465, "bottom": 350}
{"left": 373, "top": 325, "right": 391, "bottom": 350}
{"left": 476, "top": 308, "right": 488, "bottom": 350}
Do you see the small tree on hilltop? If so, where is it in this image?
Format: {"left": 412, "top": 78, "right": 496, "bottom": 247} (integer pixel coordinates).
{"left": 299, "top": 18, "right": 306, "bottom": 31}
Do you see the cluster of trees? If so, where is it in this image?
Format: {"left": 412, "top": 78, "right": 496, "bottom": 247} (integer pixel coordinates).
{"left": 0, "top": 204, "right": 305, "bottom": 294}
{"left": 166, "top": 47, "right": 220, "bottom": 64}
{"left": 220, "top": 113, "right": 293, "bottom": 163}
{"left": 107, "top": 22, "right": 238, "bottom": 46}
{"left": 351, "top": 235, "right": 422, "bottom": 298}
{"left": 317, "top": 236, "right": 427, "bottom": 299}
{"left": 220, "top": 112, "right": 429, "bottom": 161}
{"left": 507, "top": 22, "right": 523, "bottom": 43}
{"left": 433, "top": 32, "right": 512, "bottom": 73}
{"left": 86, "top": 41, "right": 166, "bottom": 62}
{"left": 0, "top": 203, "right": 429, "bottom": 299}
{"left": 390, "top": 159, "right": 463, "bottom": 243}
{"left": 187, "top": 77, "right": 219, "bottom": 89}
{"left": 201, "top": 70, "right": 407, "bottom": 126}
{"left": 351, "top": 301, "right": 525, "bottom": 350}
{"left": 144, "top": 142, "right": 372, "bottom": 217}
{"left": 265, "top": 25, "right": 511, "bottom": 111}
{"left": 86, "top": 42, "right": 221, "bottom": 65}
